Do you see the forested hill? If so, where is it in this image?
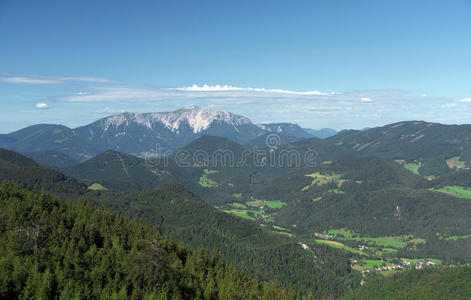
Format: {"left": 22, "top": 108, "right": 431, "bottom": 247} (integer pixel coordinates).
{"left": 63, "top": 150, "right": 172, "bottom": 191}
{"left": 341, "top": 265, "right": 471, "bottom": 300}
{"left": 0, "top": 149, "right": 359, "bottom": 297}
{"left": 0, "top": 182, "right": 301, "bottom": 299}
{"left": 328, "top": 121, "right": 471, "bottom": 175}
{"left": 0, "top": 148, "right": 87, "bottom": 195}
{"left": 85, "top": 181, "right": 359, "bottom": 296}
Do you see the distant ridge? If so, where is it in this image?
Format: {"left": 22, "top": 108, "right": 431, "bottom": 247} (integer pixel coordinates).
{"left": 0, "top": 107, "right": 314, "bottom": 166}
{"left": 303, "top": 128, "right": 338, "bottom": 139}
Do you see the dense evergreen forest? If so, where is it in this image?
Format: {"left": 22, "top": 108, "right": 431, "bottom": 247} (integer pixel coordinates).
{"left": 85, "top": 182, "right": 359, "bottom": 296}
{"left": 341, "top": 266, "right": 471, "bottom": 300}
{"left": 0, "top": 183, "right": 302, "bottom": 299}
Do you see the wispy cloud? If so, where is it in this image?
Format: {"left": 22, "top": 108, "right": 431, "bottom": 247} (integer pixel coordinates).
{"left": 0, "top": 75, "right": 119, "bottom": 85}
{"left": 0, "top": 77, "right": 59, "bottom": 84}
{"left": 35, "top": 102, "right": 49, "bottom": 109}
{"left": 57, "top": 83, "right": 465, "bottom": 127}
{"left": 176, "top": 84, "right": 334, "bottom": 95}
{"left": 4, "top": 76, "right": 467, "bottom": 130}
{"left": 61, "top": 76, "right": 119, "bottom": 83}
{"left": 63, "top": 84, "right": 337, "bottom": 103}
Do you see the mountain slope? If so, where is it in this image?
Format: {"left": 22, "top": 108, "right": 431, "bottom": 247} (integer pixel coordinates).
{"left": 24, "top": 150, "right": 78, "bottom": 168}
{"left": 74, "top": 107, "right": 265, "bottom": 153}
{"left": 341, "top": 265, "right": 471, "bottom": 300}
{"left": 277, "top": 185, "right": 471, "bottom": 237}
{"left": 63, "top": 150, "right": 171, "bottom": 190}
{"left": 0, "top": 182, "right": 302, "bottom": 299}
{"left": 304, "top": 128, "right": 338, "bottom": 139}
{"left": 329, "top": 121, "right": 471, "bottom": 175}
{"left": 257, "top": 123, "right": 313, "bottom": 139}
{"left": 0, "top": 124, "right": 101, "bottom": 162}
{"left": 1, "top": 107, "right": 324, "bottom": 165}
{"left": 87, "top": 181, "right": 359, "bottom": 295}
{"left": 0, "top": 148, "right": 87, "bottom": 195}
{"left": 0, "top": 148, "right": 359, "bottom": 295}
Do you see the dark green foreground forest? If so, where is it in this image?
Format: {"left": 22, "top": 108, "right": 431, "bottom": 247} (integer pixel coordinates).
{"left": 3, "top": 182, "right": 471, "bottom": 299}
{"left": 0, "top": 183, "right": 300, "bottom": 299}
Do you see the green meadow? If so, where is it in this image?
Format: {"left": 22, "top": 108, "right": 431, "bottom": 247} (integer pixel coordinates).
{"left": 446, "top": 156, "right": 468, "bottom": 169}
{"left": 327, "top": 229, "right": 409, "bottom": 248}
{"left": 222, "top": 209, "right": 262, "bottom": 221}
{"left": 443, "top": 234, "right": 471, "bottom": 241}
{"left": 313, "top": 239, "right": 365, "bottom": 255}
{"left": 404, "top": 162, "right": 421, "bottom": 175}
{"left": 432, "top": 185, "right": 471, "bottom": 199}
{"left": 89, "top": 183, "right": 108, "bottom": 191}
{"left": 246, "top": 200, "right": 287, "bottom": 209}
{"left": 199, "top": 169, "right": 219, "bottom": 187}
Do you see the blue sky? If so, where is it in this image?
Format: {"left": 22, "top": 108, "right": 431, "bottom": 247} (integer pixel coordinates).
{"left": 1, "top": 0, "right": 471, "bottom": 132}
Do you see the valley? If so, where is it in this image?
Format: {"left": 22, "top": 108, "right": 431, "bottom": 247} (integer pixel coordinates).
{"left": 2, "top": 110, "right": 471, "bottom": 298}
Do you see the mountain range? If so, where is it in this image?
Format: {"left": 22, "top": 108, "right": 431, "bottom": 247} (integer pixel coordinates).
{"left": 2, "top": 108, "right": 471, "bottom": 298}
{"left": 0, "top": 107, "right": 333, "bottom": 167}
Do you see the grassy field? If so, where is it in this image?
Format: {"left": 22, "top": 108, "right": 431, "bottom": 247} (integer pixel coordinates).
{"left": 381, "top": 248, "right": 398, "bottom": 254}
{"left": 231, "top": 202, "right": 247, "bottom": 209}
{"left": 328, "top": 229, "right": 354, "bottom": 238}
{"left": 446, "top": 156, "right": 468, "bottom": 169}
{"left": 246, "top": 200, "right": 287, "bottom": 209}
{"left": 404, "top": 162, "right": 421, "bottom": 175}
{"left": 432, "top": 185, "right": 471, "bottom": 199}
{"left": 329, "top": 188, "right": 345, "bottom": 194}
{"left": 199, "top": 169, "right": 219, "bottom": 187}
{"left": 203, "top": 168, "right": 219, "bottom": 175}
{"left": 301, "top": 172, "right": 333, "bottom": 191}
{"left": 274, "top": 231, "right": 294, "bottom": 237}
{"left": 313, "top": 240, "right": 365, "bottom": 255}
{"left": 354, "top": 236, "right": 407, "bottom": 248}
{"left": 222, "top": 209, "right": 262, "bottom": 221}
{"left": 232, "top": 193, "right": 242, "bottom": 199}
{"left": 89, "top": 183, "right": 108, "bottom": 191}
{"left": 272, "top": 225, "right": 288, "bottom": 231}
{"left": 400, "top": 258, "right": 442, "bottom": 264}
{"left": 443, "top": 234, "right": 471, "bottom": 241}
{"left": 327, "top": 229, "right": 408, "bottom": 248}
{"left": 360, "top": 259, "right": 385, "bottom": 269}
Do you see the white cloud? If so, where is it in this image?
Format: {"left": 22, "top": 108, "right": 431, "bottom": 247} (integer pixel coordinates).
{"left": 94, "top": 107, "right": 123, "bottom": 114}
{"left": 0, "top": 77, "right": 60, "bottom": 84}
{"left": 64, "top": 86, "right": 174, "bottom": 102}
{"left": 63, "top": 84, "right": 337, "bottom": 103}
{"left": 60, "top": 76, "right": 119, "bottom": 84}
{"left": 176, "top": 84, "right": 333, "bottom": 95}
{"left": 459, "top": 98, "right": 471, "bottom": 103}
{"left": 54, "top": 83, "right": 465, "bottom": 129}
{"left": 0, "top": 75, "right": 118, "bottom": 85}
{"left": 35, "top": 102, "right": 49, "bottom": 109}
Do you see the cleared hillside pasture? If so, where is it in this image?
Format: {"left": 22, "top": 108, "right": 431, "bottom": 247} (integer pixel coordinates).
{"left": 446, "top": 156, "right": 469, "bottom": 170}
{"left": 404, "top": 162, "right": 421, "bottom": 175}
{"left": 246, "top": 200, "right": 287, "bottom": 209}
{"left": 313, "top": 239, "right": 365, "bottom": 255}
{"left": 199, "top": 169, "right": 219, "bottom": 187}
{"left": 88, "top": 183, "right": 108, "bottom": 191}
{"left": 432, "top": 185, "right": 471, "bottom": 199}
